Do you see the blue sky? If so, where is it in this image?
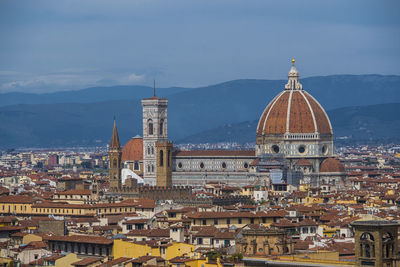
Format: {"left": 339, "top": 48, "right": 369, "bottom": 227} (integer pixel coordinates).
{"left": 0, "top": 0, "right": 399, "bottom": 93}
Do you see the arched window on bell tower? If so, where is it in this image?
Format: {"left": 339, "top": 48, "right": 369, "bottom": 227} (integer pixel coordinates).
{"left": 148, "top": 119, "right": 153, "bottom": 135}
{"left": 160, "top": 119, "right": 164, "bottom": 135}
{"left": 160, "top": 150, "right": 164, "bottom": 166}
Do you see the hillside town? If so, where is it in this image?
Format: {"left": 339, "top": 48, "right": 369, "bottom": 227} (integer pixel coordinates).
{"left": 0, "top": 143, "right": 400, "bottom": 266}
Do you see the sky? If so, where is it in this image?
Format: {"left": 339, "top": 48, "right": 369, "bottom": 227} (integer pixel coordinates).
{"left": 0, "top": 0, "right": 399, "bottom": 93}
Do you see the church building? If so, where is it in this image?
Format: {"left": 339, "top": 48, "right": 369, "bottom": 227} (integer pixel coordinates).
{"left": 109, "top": 60, "right": 346, "bottom": 190}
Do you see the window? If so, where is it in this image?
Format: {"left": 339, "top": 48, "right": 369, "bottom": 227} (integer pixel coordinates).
{"left": 159, "top": 120, "right": 164, "bottom": 135}
{"left": 272, "top": 145, "right": 280, "bottom": 153}
{"left": 148, "top": 119, "right": 153, "bottom": 135}
{"left": 167, "top": 150, "right": 170, "bottom": 167}
{"left": 365, "top": 244, "right": 370, "bottom": 258}
{"left": 226, "top": 219, "right": 230, "bottom": 225}
{"left": 244, "top": 162, "right": 249, "bottom": 169}
{"left": 113, "top": 159, "right": 117, "bottom": 168}
{"left": 127, "top": 225, "right": 132, "bottom": 230}
{"left": 198, "top": 238, "right": 203, "bottom": 245}
{"left": 298, "top": 145, "right": 306, "bottom": 154}
{"left": 221, "top": 162, "right": 227, "bottom": 169}
{"left": 151, "top": 165, "right": 154, "bottom": 172}
{"left": 214, "top": 219, "right": 218, "bottom": 225}
{"left": 199, "top": 162, "right": 205, "bottom": 169}
{"left": 134, "top": 162, "right": 139, "bottom": 170}
{"left": 250, "top": 218, "right": 254, "bottom": 224}
{"left": 238, "top": 218, "right": 242, "bottom": 224}
{"left": 202, "top": 219, "right": 206, "bottom": 225}
{"left": 178, "top": 162, "right": 183, "bottom": 169}
{"left": 160, "top": 150, "right": 164, "bottom": 166}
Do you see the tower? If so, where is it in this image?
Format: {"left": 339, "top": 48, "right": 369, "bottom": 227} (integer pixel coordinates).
{"left": 156, "top": 141, "right": 173, "bottom": 187}
{"left": 351, "top": 220, "right": 399, "bottom": 267}
{"left": 142, "top": 94, "right": 168, "bottom": 185}
{"left": 109, "top": 119, "right": 122, "bottom": 189}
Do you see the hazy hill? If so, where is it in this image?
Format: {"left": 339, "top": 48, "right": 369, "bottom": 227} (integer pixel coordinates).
{"left": 176, "top": 103, "right": 400, "bottom": 144}
{"left": 0, "top": 75, "right": 399, "bottom": 148}
{"left": 0, "top": 86, "right": 191, "bottom": 107}
{"left": 1, "top": 74, "right": 399, "bottom": 109}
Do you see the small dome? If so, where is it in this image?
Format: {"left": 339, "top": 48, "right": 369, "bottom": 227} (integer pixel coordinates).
{"left": 122, "top": 136, "right": 143, "bottom": 162}
{"left": 320, "top": 158, "right": 345, "bottom": 173}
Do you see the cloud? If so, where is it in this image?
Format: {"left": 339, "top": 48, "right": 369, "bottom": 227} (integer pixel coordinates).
{"left": 127, "top": 73, "right": 146, "bottom": 83}
{"left": 115, "top": 72, "right": 146, "bottom": 86}
{"left": 0, "top": 73, "right": 103, "bottom": 93}
{"left": 0, "top": 69, "right": 151, "bottom": 93}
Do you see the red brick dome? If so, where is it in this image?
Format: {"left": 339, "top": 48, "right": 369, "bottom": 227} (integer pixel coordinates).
{"left": 257, "top": 60, "right": 332, "bottom": 136}
{"left": 122, "top": 136, "right": 143, "bottom": 162}
{"left": 320, "top": 158, "right": 345, "bottom": 173}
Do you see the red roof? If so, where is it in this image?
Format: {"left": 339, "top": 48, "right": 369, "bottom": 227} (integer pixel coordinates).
{"left": 320, "top": 158, "right": 345, "bottom": 173}
{"left": 257, "top": 90, "right": 332, "bottom": 135}
{"left": 44, "top": 235, "right": 113, "bottom": 245}
{"left": 122, "top": 137, "right": 143, "bottom": 161}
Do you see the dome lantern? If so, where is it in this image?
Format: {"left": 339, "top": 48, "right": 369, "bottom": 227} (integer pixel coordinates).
{"left": 285, "top": 58, "right": 303, "bottom": 91}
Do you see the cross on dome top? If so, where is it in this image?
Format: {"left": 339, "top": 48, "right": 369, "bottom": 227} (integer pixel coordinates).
{"left": 285, "top": 57, "right": 303, "bottom": 90}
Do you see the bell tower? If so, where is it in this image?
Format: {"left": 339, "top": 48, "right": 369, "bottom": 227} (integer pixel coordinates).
{"left": 142, "top": 91, "right": 168, "bottom": 185}
{"left": 109, "top": 119, "right": 122, "bottom": 189}
{"left": 352, "top": 220, "right": 399, "bottom": 267}
{"left": 156, "top": 141, "right": 173, "bottom": 187}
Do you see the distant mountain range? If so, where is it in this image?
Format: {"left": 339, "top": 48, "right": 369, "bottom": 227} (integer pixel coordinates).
{"left": 0, "top": 74, "right": 399, "bottom": 148}
{"left": 177, "top": 103, "right": 400, "bottom": 144}
{"left": 0, "top": 86, "right": 191, "bottom": 107}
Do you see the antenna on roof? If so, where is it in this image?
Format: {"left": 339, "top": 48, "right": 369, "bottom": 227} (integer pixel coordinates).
{"left": 153, "top": 79, "right": 156, "bottom": 97}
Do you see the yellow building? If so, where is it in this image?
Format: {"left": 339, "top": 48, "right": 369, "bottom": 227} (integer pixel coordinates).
{"left": 187, "top": 211, "right": 286, "bottom": 228}
{"left": 0, "top": 196, "right": 154, "bottom": 218}
{"left": 113, "top": 239, "right": 194, "bottom": 261}
{"left": 0, "top": 195, "right": 34, "bottom": 215}
{"left": 42, "top": 253, "right": 80, "bottom": 267}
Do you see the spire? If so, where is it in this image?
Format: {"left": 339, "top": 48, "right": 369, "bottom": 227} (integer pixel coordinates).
{"left": 110, "top": 119, "right": 121, "bottom": 149}
{"left": 285, "top": 57, "right": 303, "bottom": 90}
{"left": 153, "top": 79, "right": 156, "bottom": 97}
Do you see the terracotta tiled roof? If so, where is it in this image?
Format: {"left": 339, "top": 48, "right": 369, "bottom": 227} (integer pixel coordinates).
{"left": 257, "top": 90, "right": 332, "bottom": 135}
{"left": 44, "top": 235, "right": 113, "bottom": 245}
{"left": 295, "top": 159, "right": 313, "bottom": 166}
{"left": 320, "top": 158, "right": 345, "bottom": 173}
{"left": 0, "top": 195, "right": 35, "bottom": 204}
{"left": 122, "top": 137, "right": 143, "bottom": 162}
{"left": 55, "top": 189, "right": 91, "bottom": 195}
{"left": 96, "top": 257, "right": 130, "bottom": 267}
{"left": 72, "top": 257, "right": 102, "bottom": 266}
{"left": 187, "top": 211, "right": 286, "bottom": 219}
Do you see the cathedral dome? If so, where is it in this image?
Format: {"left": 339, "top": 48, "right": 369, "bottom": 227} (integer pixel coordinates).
{"left": 122, "top": 136, "right": 143, "bottom": 162}
{"left": 320, "top": 157, "right": 345, "bottom": 173}
{"left": 257, "top": 60, "right": 332, "bottom": 137}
